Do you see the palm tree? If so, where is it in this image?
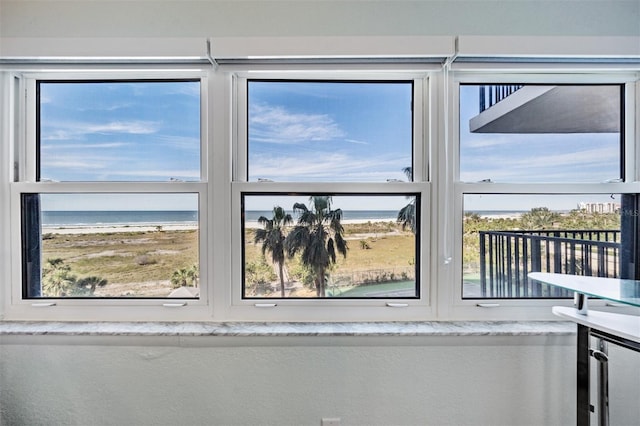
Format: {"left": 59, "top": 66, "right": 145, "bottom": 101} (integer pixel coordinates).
{"left": 171, "top": 267, "right": 191, "bottom": 288}
{"left": 75, "top": 276, "right": 108, "bottom": 295}
{"left": 285, "top": 196, "right": 348, "bottom": 297}
{"left": 187, "top": 264, "right": 199, "bottom": 287}
{"left": 171, "top": 264, "right": 199, "bottom": 288}
{"left": 254, "top": 206, "right": 292, "bottom": 297}
{"left": 520, "top": 207, "right": 560, "bottom": 230}
{"left": 397, "top": 166, "right": 417, "bottom": 233}
{"left": 42, "top": 258, "right": 76, "bottom": 297}
{"left": 42, "top": 257, "right": 65, "bottom": 275}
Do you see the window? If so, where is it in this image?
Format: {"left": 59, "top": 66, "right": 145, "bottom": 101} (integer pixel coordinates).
{"left": 234, "top": 77, "right": 428, "bottom": 307}
{"left": 37, "top": 80, "right": 201, "bottom": 182}
{"left": 22, "top": 192, "right": 200, "bottom": 298}
{"left": 462, "top": 193, "right": 622, "bottom": 299}
{"left": 242, "top": 193, "right": 419, "bottom": 299}
{"left": 246, "top": 80, "right": 414, "bottom": 182}
{"left": 15, "top": 77, "right": 206, "bottom": 301}
{"left": 4, "top": 51, "right": 638, "bottom": 322}
{"left": 457, "top": 81, "right": 628, "bottom": 300}
{"left": 459, "top": 84, "right": 623, "bottom": 183}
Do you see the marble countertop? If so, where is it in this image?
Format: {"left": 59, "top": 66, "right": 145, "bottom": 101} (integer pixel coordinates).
{"left": 0, "top": 320, "right": 576, "bottom": 337}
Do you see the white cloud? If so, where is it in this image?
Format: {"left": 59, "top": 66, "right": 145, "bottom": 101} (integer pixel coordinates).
{"left": 41, "top": 142, "right": 129, "bottom": 150}
{"left": 462, "top": 135, "right": 512, "bottom": 149}
{"left": 85, "top": 121, "right": 158, "bottom": 134}
{"left": 41, "top": 158, "right": 108, "bottom": 172}
{"left": 461, "top": 146, "right": 619, "bottom": 182}
{"left": 250, "top": 151, "right": 407, "bottom": 182}
{"left": 78, "top": 102, "right": 134, "bottom": 112}
{"left": 501, "top": 146, "right": 617, "bottom": 170}
{"left": 42, "top": 156, "right": 199, "bottom": 180}
{"left": 41, "top": 120, "right": 159, "bottom": 141}
{"left": 344, "top": 138, "right": 369, "bottom": 145}
{"left": 109, "top": 169, "right": 200, "bottom": 179}
{"left": 249, "top": 103, "right": 345, "bottom": 144}
{"left": 168, "top": 84, "right": 200, "bottom": 97}
{"left": 156, "top": 135, "right": 200, "bottom": 151}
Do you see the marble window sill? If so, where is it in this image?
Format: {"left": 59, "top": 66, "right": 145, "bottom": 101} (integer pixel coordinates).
{"left": 0, "top": 320, "right": 576, "bottom": 337}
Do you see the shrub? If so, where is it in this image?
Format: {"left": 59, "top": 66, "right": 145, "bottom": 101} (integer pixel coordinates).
{"left": 135, "top": 255, "right": 156, "bottom": 266}
{"left": 245, "top": 258, "right": 277, "bottom": 295}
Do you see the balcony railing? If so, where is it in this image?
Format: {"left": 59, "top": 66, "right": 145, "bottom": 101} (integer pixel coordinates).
{"left": 479, "top": 85, "right": 524, "bottom": 113}
{"left": 478, "top": 230, "right": 620, "bottom": 298}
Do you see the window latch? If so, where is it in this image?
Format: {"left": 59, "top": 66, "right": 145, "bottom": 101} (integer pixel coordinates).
{"left": 162, "top": 302, "right": 187, "bottom": 308}
{"left": 254, "top": 303, "right": 277, "bottom": 308}
{"left": 31, "top": 302, "right": 56, "bottom": 307}
{"left": 386, "top": 303, "right": 409, "bottom": 308}
{"left": 476, "top": 303, "right": 500, "bottom": 308}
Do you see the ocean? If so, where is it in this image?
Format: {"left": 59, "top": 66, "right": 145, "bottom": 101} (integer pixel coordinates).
{"left": 41, "top": 210, "right": 399, "bottom": 227}
{"left": 41, "top": 209, "right": 535, "bottom": 227}
{"left": 244, "top": 210, "right": 399, "bottom": 222}
{"left": 41, "top": 210, "right": 199, "bottom": 227}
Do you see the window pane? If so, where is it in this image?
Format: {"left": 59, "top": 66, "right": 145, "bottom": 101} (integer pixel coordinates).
{"left": 22, "top": 193, "right": 199, "bottom": 298}
{"left": 243, "top": 194, "right": 419, "bottom": 298}
{"left": 459, "top": 84, "right": 622, "bottom": 183}
{"left": 462, "top": 194, "right": 622, "bottom": 299}
{"left": 248, "top": 81, "right": 413, "bottom": 182}
{"left": 38, "top": 80, "right": 201, "bottom": 182}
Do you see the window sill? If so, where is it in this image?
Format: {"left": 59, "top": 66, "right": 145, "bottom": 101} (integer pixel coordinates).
{"left": 0, "top": 320, "right": 575, "bottom": 337}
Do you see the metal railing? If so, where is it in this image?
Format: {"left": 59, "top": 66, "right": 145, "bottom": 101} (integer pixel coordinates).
{"left": 479, "top": 85, "right": 524, "bottom": 113}
{"left": 479, "top": 230, "right": 620, "bottom": 298}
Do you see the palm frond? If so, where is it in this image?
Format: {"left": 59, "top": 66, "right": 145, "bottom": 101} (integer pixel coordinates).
{"left": 284, "top": 226, "right": 310, "bottom": 257}
{"left": 402, "top": 166, "right": 413, "bottom": 181}
{"left": 333, "top": 232, "right": 348, "bottom": 257}
{"left": 256, "top": 215, "right": 272, "bottom": 229}
{"left": 397, "top": 201, "right": 416, "bottom": 233}
{"left": 292, "top": 202, "right": 308, "bottom": 214}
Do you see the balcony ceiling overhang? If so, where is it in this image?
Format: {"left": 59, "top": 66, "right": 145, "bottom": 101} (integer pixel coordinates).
{"left": 469, "top": 86, "right": 620, "bottom": 134}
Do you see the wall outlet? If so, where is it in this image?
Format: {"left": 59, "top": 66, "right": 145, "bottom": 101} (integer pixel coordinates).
{"left": 321, "top": 418, "right": 341, "bottom": 426}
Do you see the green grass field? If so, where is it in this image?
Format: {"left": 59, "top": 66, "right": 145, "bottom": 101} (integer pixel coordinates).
{"left": 42, "top": 223, "right": 417, "bottom": 297}
{"left": 42, "top": 229, "right": 198, "bottom": 296}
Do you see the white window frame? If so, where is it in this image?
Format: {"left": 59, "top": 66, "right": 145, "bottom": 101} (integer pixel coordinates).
{"left": 219, "top": 70, "right": 436, "bottom": 322}
{"left": 441, "top": 67, "right": 640, "bottom": 320}
{"left": 3, "top": 68, "right": 213, "bottom": 321}
{"left": 1, "top": 38, "right": 638, "bottom": 323}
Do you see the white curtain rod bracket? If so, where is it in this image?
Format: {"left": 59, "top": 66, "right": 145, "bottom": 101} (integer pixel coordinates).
{"left": 443, "top": 36, "right": 460, "bottom": 68}
{"left": 206, "top": 39, "right": 219, "bottom": 69}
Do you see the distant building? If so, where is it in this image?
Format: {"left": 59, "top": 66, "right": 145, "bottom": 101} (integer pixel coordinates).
{"left": 577, "top": 202, "right": 621, "bottom": 214}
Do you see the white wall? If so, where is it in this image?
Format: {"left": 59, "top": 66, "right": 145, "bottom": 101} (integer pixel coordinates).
{"left": 2, "top": 334, "right": 639, "bottom": 425}
{"left": 1, "top": 335, "right": 576, "bottom": 426}
{"left": 1, "top": 0, "right": 639, "bottom": 38}
{"left": 1, "top": 1, "right": 639, "bottom": 426}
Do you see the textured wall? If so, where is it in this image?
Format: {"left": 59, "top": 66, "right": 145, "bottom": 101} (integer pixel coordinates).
{"left": 1, "top": 335, "right": 576, "bottom": 426}
{"left": 1, "top": 1, "right": 639, "bottom": 39}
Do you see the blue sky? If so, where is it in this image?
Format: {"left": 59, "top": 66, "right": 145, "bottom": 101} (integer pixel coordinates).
{"left": 248, "top": 81, "right": 413, "bottom": 183}
{"left": 38, "top": 81, "right": 621, "bottom": 213}
{"left": 459, "top": 85, "right": 620, "bottom": 184}
{"left": 39, "top": 81, "right": 200, "bottom": 182}
{"left": 40, "top": 193, "right": 199, "bottom": 212}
